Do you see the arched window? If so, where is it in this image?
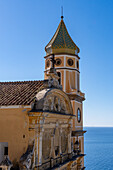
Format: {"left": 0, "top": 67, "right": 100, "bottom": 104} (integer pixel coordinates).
{"left": 77, "top": 108, "right": 81, "bottom": 123}
{"left": 57, "top": 72, "right": 61, "bottom": 85}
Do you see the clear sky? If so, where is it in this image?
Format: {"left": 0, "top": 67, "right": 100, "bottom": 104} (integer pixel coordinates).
{"left": 0, "top": 0, "right": 113, "bottom": 127}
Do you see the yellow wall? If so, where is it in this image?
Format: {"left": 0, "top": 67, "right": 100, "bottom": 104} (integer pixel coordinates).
{"left": 0, "top": 108, "right": 30, "bottom": 162}
{"left": 71, "top": 101, "right": 83, "bottom": 131}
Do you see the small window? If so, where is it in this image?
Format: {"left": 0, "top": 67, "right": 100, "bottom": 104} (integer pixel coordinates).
{"left": 4, "top": 147, "right": 8, "bottom": 155}
{"left": 57, "top": 72, "right": 61, "bottom": 84}
{"left": 67, "top": 59, "right": 74, "bottom": 66}
{"left": 77, "top": 108, "right": 81, "bottom": 123}
{"left": 77, "top": 61, "right": 79, "bottom": 69}
{"left": 56, "top": 58, "right": 62, "bottom": 66}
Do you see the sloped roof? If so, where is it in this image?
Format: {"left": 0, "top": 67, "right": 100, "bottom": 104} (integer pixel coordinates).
{"left": 45, "top": 19, "right": 80, "bottom": 52}
{"left": 0, "top": 80, "right": 43, "bottom": 106}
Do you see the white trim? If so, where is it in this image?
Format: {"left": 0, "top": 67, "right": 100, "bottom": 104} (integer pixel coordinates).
{"left": 64, "top": 56, "right": 66, "bottom": 67}
{"left": 55, "top": 54, "right": 79, "bottom": 59}
{"left": 45, "top": 54, "right": 79, "bottom": 61}
{"left": 0, "top": 105, "right": 31, "bottom": 109}
{"left": 45, "top": 67, "right": 79, "bottom": 72}
{"left": 45, "top": 55, "right": 52, "bottom": 59}
{"left": 64, "top": 70, "right": 66, "bottom": 92}
{"left": 69, "top": 70, "right": 71, "bottom": 90}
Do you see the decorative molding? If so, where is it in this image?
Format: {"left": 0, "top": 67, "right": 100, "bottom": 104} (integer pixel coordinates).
{"left": 45, "top": 67, "right": 80, "bottom": 73}
{"left": 72, "top": 130, "right": 86, "bottom": 137}
{"left": 44, "top": 53, "right": 80, "bottom": 59}
{"left": 64, "top": 70, "right": 66, "bottom": 92}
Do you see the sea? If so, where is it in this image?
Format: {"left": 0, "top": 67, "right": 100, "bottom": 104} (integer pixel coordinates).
{"left": 84, "top": 127, "right": 113, "bottom": 170}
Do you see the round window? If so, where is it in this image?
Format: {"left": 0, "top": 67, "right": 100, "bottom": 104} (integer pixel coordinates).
{"left": 77, "top": 108, "right": 81, "bottom": 123}
{"left": 56, "top": 58, "right": 62, "bottom": 66}
{"left": 67, "top": 59, "right": 74, "bottom": 66}
{"left": 46, "top": 60, "right": 50, "bottom": 67}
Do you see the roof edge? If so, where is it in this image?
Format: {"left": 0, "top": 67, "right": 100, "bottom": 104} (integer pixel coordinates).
{"left": 0, "top": 80, "right": 43, "bottom": 84}
{"left": 0, "top": 105, "right": 31, "bottom": 109}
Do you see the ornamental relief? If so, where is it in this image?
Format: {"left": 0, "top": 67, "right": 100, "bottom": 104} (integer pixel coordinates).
{"left": 33, "top": 88, "right": 73, "bottom": 115}
{"left": 61, "top": 129, "right": 68, "bottom": 154}
{"left": 42, "top": 127, "right": 68, "bottom": 161}
{"left": 42, "top": 130, "right": 51, "bottom": 160}
{"left": 43, "top": 94, "right": 69, "bottom": 114}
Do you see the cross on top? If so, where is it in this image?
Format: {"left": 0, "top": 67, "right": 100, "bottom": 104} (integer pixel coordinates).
{"left": 61, "top": 6, "right": 64, "bottom": 19}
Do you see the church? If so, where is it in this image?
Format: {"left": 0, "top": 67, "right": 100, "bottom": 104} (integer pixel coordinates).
{"left": 0, "top": 16, "right": 86, "bottom": 170}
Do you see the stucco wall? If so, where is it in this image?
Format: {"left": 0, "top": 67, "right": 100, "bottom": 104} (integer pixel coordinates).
{"left": 0, "top": 108, "right": 30, "bottom": 162}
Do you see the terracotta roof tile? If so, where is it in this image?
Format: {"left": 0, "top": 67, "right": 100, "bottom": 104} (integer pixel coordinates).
{"left": 0, "top": 80, "right": 44, "bottom": 106}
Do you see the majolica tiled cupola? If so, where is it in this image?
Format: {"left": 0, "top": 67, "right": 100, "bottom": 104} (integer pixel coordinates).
{"left": 45, "top": 18, "right": 80, "bottom": 55}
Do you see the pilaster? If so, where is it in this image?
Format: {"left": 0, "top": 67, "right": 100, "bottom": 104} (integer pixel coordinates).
{"left": 68, "top": 120, "right": 72, "bottom": 155}
{"left": 29, "top": 113, "right": 44, "bottom": 168}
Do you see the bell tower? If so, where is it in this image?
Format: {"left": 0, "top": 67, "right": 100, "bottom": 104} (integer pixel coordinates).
{"left": 44, "top": 17, "right": 81, "bottom": 92}
{"left": 44, "top": 16, "right": 86, "bottom": 167}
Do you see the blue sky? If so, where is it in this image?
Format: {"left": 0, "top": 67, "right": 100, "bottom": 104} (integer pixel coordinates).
{"left": 0, "top": 0, "right": 113, "bottom": 127}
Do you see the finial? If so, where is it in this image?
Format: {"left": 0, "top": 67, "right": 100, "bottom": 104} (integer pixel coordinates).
{"left": 61, "top": 6, "right": 64, "bottom": 19}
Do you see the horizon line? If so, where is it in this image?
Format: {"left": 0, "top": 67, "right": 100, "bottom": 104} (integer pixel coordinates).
{"left": 84, "top": 125, "right": 113, "bottom": 127}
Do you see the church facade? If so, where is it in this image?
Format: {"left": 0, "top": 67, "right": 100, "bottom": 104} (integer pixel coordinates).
{"left": 0, "top": 17, "right": 86, "bottom": 170}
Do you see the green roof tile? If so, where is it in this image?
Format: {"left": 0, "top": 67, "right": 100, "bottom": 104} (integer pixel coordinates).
{"left": 45, "top": 19, "right": 79, "bottom": 52}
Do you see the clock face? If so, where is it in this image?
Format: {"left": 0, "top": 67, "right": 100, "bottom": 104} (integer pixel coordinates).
{"left": 56, "top": 58, "right": 62, "bottom": 66}
{"left": 67, "top": 59, "right": 74, "bottom": 66}
{"left": 77, "top": 108, "right": 81, "bottom": 123}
